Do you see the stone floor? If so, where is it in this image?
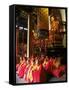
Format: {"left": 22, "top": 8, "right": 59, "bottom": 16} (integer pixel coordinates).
{"left": 49, "top": 74, "right": 66, "bottom": 82}
{"left": 16, "top": 74, "right": 66, "bottom": 84}
{"left": 16, "top": 74, "right": 28, "bottom": 83}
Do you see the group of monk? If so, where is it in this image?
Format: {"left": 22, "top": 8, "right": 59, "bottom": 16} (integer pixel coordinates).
{"left": 16, "top": 54, "right": 66, "bottom": 83}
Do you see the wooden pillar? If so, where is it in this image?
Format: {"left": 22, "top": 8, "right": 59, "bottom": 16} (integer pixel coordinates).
{"left": 27, "top": 14, "right": 30, "bottom": 58}
{"left": 16, "top": 27, "right": 19, "bottom": 63}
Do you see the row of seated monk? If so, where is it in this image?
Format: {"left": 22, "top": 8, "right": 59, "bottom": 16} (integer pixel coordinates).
{"left": 16, "top": 54, "right": 66, "bottom": 83}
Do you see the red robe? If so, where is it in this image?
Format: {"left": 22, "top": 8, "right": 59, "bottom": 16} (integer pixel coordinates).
{"left": 24, "top": 65, "right": 30, "bottom": 81}
{"left": 52, "top": 65, "right": 66, "bottom": 78}
{"left": 26, "top": 66, "right": 33, "bottom": 83}
{"left": 32, "top": 65, "right": 41, "bottom": 83}
{"left": 45, "top": 60, "right": 53, "bottom": 74}
{"left": 40, "top": 65, "right": 47, "bottom": 82}
{"left": 16, "top": 64, "right": 19, "bottom": 71}
{"left": 18, "top": 63, "right": 26, "bottom": 78}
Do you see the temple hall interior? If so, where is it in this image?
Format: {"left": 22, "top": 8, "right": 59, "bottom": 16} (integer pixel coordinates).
{"left": 15, "top": 6, "right": 67, "bottom": 83}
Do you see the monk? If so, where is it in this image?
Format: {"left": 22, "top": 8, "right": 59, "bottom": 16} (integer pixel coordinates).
{"left": 32, "top": 59, "right": 41, "bottom": 83}
{"left": 52, "top": 57, "right": 66, "bottom": 78}
{"left": 17, "top": 57, "right": 26, "bottom": 78}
